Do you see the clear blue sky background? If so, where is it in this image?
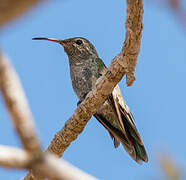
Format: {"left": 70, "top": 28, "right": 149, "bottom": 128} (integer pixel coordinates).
{"left": 0, "top": 0, "right": 186, "bottom": 179}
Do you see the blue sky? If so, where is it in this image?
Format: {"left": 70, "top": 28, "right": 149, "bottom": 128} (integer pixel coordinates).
{"left": 0, "top": 0, "right": 186, "bottom": 179}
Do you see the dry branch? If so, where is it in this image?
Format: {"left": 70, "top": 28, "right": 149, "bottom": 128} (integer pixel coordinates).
{"left": 35, "top": 153, "right": 98, "bottom": 180}
{"left": 24, "top": 0, "right": 144, "bottom": 179}
{"left": 123, "top": 0, "right": 144, "bottom": 86}
{"left": 0, "top": 145, "right": 98, "bottom": 180}
{"left": 0, "top": 53, "right": 98, "bottom": 179}
{"left": 0, "top": 145, "right": 31, "bottom": 169}
{"left": 47, "top": 0, "right": 143, "bottom": 158}
{"left": 0, "top": 53, "right": 41, "bottom": 153}
{"left": 0, "top": 0, "right": 43, "bottom": 28}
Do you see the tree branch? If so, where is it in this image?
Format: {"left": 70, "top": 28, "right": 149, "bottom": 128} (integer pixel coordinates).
{"left": 0, "top": 145, "right": 31, "bottom": 169}
{"left": 0, "top": 52, "right": 98, "bottom": 179}
{"left": 0, "top": 53, "right": 42, "bottom": 154}
{"left": 0, "top": 145, "right": 98, "bottom": 180}
{"left": 0, "top": 0, "right": 43, "bottom": 28}
{"left": 123, "top": 0, "right": 144, "bottom": 86}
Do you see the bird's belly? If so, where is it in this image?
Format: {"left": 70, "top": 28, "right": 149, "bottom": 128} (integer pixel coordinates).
{"left": 70, "top": 66, "right": 98, "bottom": 100}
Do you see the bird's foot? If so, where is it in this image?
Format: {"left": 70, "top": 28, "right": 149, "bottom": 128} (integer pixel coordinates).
{"left": 77, "top": 93, "right": 88, "bottom": 106}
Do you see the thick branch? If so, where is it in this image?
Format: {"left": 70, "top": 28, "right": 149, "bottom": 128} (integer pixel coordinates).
{"left": 35, "top": 153, "right": 98, "bottom": 180}
{"left": 24, "top": 0, "right": 144, "bottom": 179}
{"left": 46, "top": 55, "right": 126, "bottom": 157}
{"left": 123, "top": 0, "right": 144, "bottom": 86}
{"left": 0, "top": 0, "right": 43, "bottom": 28}
{"left": 0, "top": 53, "right": 97, "bottom": 179}
{"left": 0, "top": 145, "right": 98, "bottom": 180}
{"left": 47, "top": 0, "right": 144, "bottom": 158}
{"left": 0, "top": 53, "right": 41, "bottom": 153}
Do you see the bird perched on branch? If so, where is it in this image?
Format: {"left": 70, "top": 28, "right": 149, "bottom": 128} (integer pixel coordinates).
{"left": 33, "top": 37, "right": 148, "bottom": 163}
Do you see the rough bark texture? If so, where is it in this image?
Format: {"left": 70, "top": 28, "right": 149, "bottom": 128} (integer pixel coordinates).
{"left": 0, "top": 0, "right": 42, "bottom": 27}
{"left": 123, "top": 0, "right": 144, "bottom": 86}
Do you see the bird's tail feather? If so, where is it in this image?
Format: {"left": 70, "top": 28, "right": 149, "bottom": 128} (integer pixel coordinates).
{"left": 120, "top": 111, "right": 148, "bottom": 163}
{"left": 94, "top": 114, "right": 136, "bottom": 161}
{"left": 94, "top": 112, "right": 148, "bottom": 163}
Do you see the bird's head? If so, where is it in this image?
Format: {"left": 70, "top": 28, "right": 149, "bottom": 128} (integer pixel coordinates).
{"left": 32, "top": 37, "right": 98, "bottom": 61}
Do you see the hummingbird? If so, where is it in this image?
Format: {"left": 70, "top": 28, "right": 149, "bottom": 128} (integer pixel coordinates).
{"left": 32, "top": 37, "right": 148, "bottom": 163}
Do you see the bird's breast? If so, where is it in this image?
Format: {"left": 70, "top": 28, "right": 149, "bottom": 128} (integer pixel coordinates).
{"left": 70, "top": 66, "right": 98, "bottom": 100}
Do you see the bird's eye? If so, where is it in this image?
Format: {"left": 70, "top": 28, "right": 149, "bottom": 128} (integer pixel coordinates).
{"left": 76, "top": 39, "right": 83, "bottom": 45}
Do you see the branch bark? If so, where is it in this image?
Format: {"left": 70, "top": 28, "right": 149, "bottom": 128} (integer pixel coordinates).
{"left": 123, "top": 0, "right": 144, "bottom": 86}
{"left": 24, "top": 0, "right": 144, "bottom": 179}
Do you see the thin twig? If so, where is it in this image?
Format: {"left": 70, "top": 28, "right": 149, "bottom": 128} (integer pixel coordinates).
{"left": 151, "top": 0, "right": 186, "bottom": 30}
{"left": 158, "top": 154, "right": 181, "bottom": 180}
{"left": 0, "top": 145, "right": 31, "bottom": 169}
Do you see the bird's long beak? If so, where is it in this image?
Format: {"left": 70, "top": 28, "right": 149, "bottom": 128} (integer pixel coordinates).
{"left": 32, "top": 37, "right": 66, "bottom": 46}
